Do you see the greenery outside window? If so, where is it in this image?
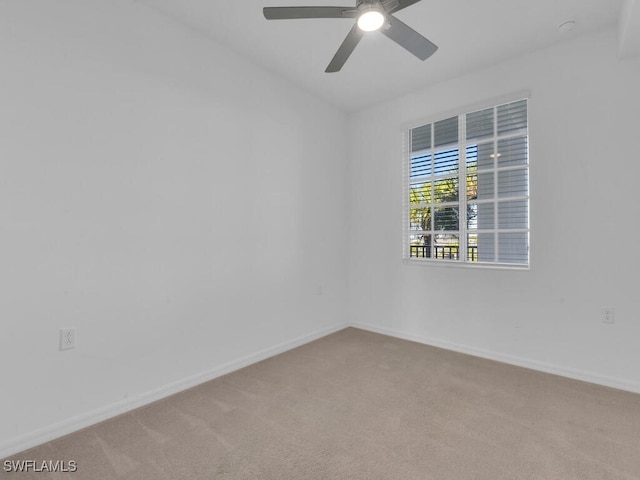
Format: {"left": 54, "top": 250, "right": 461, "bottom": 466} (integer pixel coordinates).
{"left": 404, "top": 98, "right": 529, "bottom": 267}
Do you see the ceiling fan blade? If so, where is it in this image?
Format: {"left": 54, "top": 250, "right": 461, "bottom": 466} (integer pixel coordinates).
{"left": 381, "top": 14, "right": 438, "bottom": 60}
{"left": 325, "top": 24, "right": 364, "bottom": 73}
{"left": 387, "top": 0, "right": 422, "bottom": 14}
{"left": 263, "top": 6, "right": 356, "bottom": 20}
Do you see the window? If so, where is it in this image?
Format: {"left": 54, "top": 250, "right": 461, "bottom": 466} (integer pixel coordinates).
{"left": 404, "top": 98, "right": 529, "bottom": 267}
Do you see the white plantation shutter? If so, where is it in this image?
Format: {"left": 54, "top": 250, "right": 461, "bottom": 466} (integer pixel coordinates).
{"left": 406, "top": 98, "right": 529, "bottom": 267}
{"left": 411, "top": 124, "right": 431, "bottom": 152}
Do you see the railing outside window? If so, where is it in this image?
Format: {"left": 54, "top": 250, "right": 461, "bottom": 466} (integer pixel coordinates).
{"left": 410, "top": 245, "right": 478, "bottom": 261}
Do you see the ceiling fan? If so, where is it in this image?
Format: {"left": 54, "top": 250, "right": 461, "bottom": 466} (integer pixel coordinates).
{"left": 263, "top": 0, "right": 438, "bottom": 72}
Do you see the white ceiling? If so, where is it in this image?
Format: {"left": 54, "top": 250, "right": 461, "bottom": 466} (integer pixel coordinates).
{"left": 137, "top": 0, "right": 633, "bottom": 112}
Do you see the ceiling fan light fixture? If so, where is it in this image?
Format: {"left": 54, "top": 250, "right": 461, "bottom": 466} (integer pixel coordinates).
{"left": 357, "top": 7, "right": 385, "bottom": 32}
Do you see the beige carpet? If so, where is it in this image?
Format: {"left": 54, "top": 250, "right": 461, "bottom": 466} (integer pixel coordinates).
{"left": 4, "top": 327, "right": 640, "bottom": 479}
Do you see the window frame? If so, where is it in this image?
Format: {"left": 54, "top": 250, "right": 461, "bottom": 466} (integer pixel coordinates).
{"left": 402, "top": 93, "right": 531, "bottom": 270}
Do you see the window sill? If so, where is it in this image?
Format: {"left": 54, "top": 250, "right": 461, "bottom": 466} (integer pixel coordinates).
{"left": 402, "top": 257, "right": 530, "bottom": 271}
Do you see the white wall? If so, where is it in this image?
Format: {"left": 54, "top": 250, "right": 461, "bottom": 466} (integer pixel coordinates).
{"left": 348, "top": 27, "right": 640, "bottom": 392}
{"left": 0, "top": 0, "right": 348, "bottom": 454}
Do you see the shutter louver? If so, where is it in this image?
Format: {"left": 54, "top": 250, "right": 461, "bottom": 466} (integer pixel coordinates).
{"left": 411, "top": 124, "right": 431, "bottom": 152}
{"left": 498, "top": 136, "right": 528, "bottom": 167}
{"left": 497, "top": 100, "right": 527, "bottom": 135}
{"left": 434, "top": 117, "right": 458, "bottom": 147}
{"left": 411, "top": 154, "right": 432, "bottom": 178}
{"left": 467, "top": 108, "right": 494, "bottom": 141}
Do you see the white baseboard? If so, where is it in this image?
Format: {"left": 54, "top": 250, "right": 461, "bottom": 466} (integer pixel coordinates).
{"left": 5, "top": 321, "right": 639, "bottom": 459}
{"left": 0, "top": 322, "right": 348, "bottom": 459}
{"left": 350, "top": 322, "right": 640, "bottom": 395}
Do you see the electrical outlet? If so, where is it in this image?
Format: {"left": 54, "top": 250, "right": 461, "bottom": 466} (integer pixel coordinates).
{"left": 60, "top": 328, "right": 76, "bottom": 350}
{"left": 602, "top": 307, "right": 615, "bottom": 325}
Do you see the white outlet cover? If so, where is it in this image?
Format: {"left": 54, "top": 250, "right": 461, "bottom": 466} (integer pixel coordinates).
{"left": 60, "top": 328, "right": 76, "bottom": 351}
